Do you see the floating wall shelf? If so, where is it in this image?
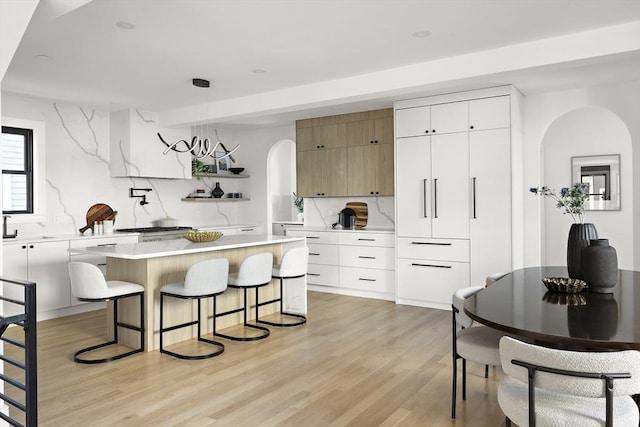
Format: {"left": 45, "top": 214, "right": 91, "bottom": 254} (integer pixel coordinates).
{"left": 193, "top": 173, "right": 250, "bottom": 179}
{"left": 181, "top": 198, "right": 251, "bottom": 203}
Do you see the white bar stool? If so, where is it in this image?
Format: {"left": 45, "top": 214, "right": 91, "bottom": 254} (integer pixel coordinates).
{"left": 159, "top": 258, "right": 228, "bottom": 360}
{"left": 256, "top": 246, "right": 308, "bottom": 327}
{"left": 68, "top": 262, "right": 145, "bottom": 364}
{"left": 214, "top": 252, "right": 273, "bottom": 342}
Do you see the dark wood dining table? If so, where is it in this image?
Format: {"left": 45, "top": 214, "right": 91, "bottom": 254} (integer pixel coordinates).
{"left": 463, "top": 266, "right": 640, "bottom": 350}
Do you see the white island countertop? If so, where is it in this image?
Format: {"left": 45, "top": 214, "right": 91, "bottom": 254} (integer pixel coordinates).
{"left": 69, "top": 234, "right": 305, "bottom": 260}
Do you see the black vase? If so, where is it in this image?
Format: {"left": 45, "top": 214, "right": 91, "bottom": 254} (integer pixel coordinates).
{"left": 211, "top": 182, "right": 224, "bottom": 199}
{"left": 581, "top": 239, "right": 618, "bottom": 293}
{"left": 566, "top": 223, "right": 598, "bottom": 280}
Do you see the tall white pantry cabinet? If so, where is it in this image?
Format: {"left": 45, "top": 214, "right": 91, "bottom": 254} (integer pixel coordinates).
{"left": 394, "top": 86, "right": 522, "bottom": 309}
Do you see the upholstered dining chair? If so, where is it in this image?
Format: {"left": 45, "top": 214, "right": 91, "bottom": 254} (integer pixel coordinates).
{"left": 451, "top": 285, "right": 505, "bottom": 419}
{"left": 486, "top": 272, "right": 509, "bottom": 286}
{"left": 499, "top": 336, "right": 640, "bottom": 427}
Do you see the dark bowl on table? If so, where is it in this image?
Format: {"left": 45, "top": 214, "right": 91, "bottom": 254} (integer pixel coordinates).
{"left": 229, "top": 167, "right": 245, "bottom": 175}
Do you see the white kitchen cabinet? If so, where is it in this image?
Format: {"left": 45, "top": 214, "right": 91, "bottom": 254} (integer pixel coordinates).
{"left": 395, "top": 132, "right": 469, "bottom": 239}
{"left": 395, "top": 106, "right": 430, "bottom": 138}
{"left": 110, "top": 108, "right": 190, "bottom": 179}
{"left": 287, "top": 229, "right": 395, "bottom": 299}
{"left": 394, "top": 87, "right": 516, "bottom": 309}
{"left": 469, "top": 96, "right": 510, "bottom": 131}
{"left": 3, "top": 240, "right": 71, "bottom": 316}
{"left": 469, "top": 128, "right": 512, "bottom": 286}
{"left": 396, "top": 258, "right": 469, "bottom": 309}
{"left": 429, "top": 101, "right": 469, "bottom": 135}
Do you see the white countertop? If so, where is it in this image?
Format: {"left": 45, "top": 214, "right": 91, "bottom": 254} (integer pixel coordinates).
{"left": 3, "top": 232, "right": 140, "bottom": 244}
{"left": 287, "top": 226, "right": 394, "bottom": 234}
{"left": 69, "top": 234, "right": 305, "bottom": 260}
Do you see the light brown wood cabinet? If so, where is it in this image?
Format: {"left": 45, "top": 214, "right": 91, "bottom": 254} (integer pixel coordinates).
{"left": 347, "top": 143, "right": 394, "bottom": 196}
{"left": 296, "top": 108, "right": 393, "bottom": 197}
{"left": 296, "top": 148, "right": 348, "bottom": 197}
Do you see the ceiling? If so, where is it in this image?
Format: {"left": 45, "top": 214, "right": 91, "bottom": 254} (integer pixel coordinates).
{"left": 3, "top": 0, "right": 640, "bottom": 128}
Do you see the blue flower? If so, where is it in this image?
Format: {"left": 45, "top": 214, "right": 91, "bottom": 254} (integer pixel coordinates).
{"left": 560, "top": 187, "right": 569, "bottom": 197}
{"left": 529, "top": 187, "right": 538, "bottom": 194}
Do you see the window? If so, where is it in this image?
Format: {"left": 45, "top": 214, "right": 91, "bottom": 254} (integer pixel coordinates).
{"left": 2, "top": 126, "right": 34, "bottom": 214}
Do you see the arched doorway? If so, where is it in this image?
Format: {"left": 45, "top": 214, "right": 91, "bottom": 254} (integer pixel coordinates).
{"left": 266, "top": 139, "right": 297, "bottom": 234}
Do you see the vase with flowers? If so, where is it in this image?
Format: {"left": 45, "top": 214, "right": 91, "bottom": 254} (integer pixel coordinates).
{"left": 530, "top": 183, "right": 597, "bottom": 279}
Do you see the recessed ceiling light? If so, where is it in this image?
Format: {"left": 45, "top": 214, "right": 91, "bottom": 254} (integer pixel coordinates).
{"left": 116, "top": 21, "right": 136, "bottom": 30}
{"left": 35, "top": 54, "right": 53, "bottom": 61}
{"left": 412, "top": 30, "right": 431, "bottom": 38}
{"left": 252, "top": 69, "right": 267, "bottom": 74}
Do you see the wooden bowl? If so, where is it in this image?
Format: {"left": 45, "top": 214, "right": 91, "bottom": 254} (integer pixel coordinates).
{"left": 183, "top": 230, "right": 223, "bottom": 243}
{"left": 541, "top": 277, "right": 586, "bottom": 294}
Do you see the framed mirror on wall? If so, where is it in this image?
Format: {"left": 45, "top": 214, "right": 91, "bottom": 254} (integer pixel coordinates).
{"left": 571, "top": 154, "right": 620, "bottom": 211}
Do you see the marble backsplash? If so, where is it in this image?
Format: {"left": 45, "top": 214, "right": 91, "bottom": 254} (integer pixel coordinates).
{"left": 303, "top": 196, "right": 395, "bottom": 230}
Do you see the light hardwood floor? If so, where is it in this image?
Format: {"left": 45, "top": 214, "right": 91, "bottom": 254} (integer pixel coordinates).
{"left": 6, "top": 291, "right": 507, "bottom": 426}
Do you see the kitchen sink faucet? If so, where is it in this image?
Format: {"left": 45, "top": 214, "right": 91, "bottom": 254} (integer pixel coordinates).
{"left": 3, "top": 215, "right": 18, "bottom": 238}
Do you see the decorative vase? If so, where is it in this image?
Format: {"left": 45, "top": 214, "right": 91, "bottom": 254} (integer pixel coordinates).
{"left": 566, "top": 223, "right": 598, "bottom": 280}
{"left": 581, "top": 239, "right": 618, "bottom": 293}
{"left": 211, "top": 182, "right": 224, "bottom": 199}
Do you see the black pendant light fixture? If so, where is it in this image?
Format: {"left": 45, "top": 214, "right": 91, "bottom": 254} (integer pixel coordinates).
{"left": 157, "top": 78, "right": 240, "bottom": 161}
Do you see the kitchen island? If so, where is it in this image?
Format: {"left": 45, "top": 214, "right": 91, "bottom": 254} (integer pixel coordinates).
{"left": 70, "top": 234, "right": 307, "bottom": 351}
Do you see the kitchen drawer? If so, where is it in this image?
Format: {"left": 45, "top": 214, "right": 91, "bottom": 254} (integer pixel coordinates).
{"left": 307, "top": 264, "right": 339, "bottom": 287}
{"left": 339, "top": 232, "right": 394, "bottom": 247}
{"left": 69, "top": 235, "right": 139, "bottom": 248}
{"left": 308, "top": 243, "right": 339, "bottom": 265}
{"left": 340, "top": 267, "right": 394, "bottom": 293}
{"left": 397, "top": 258, "right": 469, "bottom": 304}
{"left": 287, "top": 230, "right": 339, "bottom": 245}
{"left": 397, "top": 237, "right": 469, "bottom": 262}
{"left": 339, "top": 245, "right": 395, "bottom": 269}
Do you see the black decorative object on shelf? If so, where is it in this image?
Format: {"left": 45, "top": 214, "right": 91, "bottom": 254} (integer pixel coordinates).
{"left": 211, "top": 182, "right": 224, "bottom": 199}
{"left": 566, "top": 223, "right": 598, "bottom": 280}
{"left": 581, "top": 239, "right": 618, "bottom": 293}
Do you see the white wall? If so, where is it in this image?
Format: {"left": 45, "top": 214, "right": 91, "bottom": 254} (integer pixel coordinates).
{"left": 522, "top": 81, "right": 640, "bottom": 270}
{"left": 0, "top": 92, "right": 293, "bottom": 236}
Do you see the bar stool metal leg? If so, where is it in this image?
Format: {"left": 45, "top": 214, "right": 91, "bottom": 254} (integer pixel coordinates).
{"left": 255, "top": 276, "right": 306, "bottom": 327}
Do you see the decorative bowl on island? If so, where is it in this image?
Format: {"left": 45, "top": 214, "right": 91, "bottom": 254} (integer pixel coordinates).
{"left": 541, "top": 277, "right": 586, "bottom": 294}
{"left": 183, "top": 230, "right": 223, "bottom": 243}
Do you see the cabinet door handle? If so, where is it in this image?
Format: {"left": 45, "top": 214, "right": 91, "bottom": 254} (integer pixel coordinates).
{"left": 433, "top": 178, "right": 438, "bottom": 218}
{"left": 306, "top": 236, "right": 320, "bottom": 239}
{"left": 358, "top": 256, "right": 376, "bottom": 259}
{"left": 309, "top": 253, "right": 321, "bottom": 256}
{"left": 21, "top": 245, "right": 27, "bottom": 249}
{"left": 423, "top": 179, "right": 428, "bottom": 218}
{"left": 29, "top": 245, "right": 34, "bottom": 249}
{"left": 307, "top": 273, "right": 320, "bottom": 277}
{"left": 411, "top": 263, "right": 452, "bottom": 269}
{"left": 358, "top": 238, "right": 375, "bottom": 241}
{"left": 358, "top": 278, "right": 376, "bottom": 282}
{"left": 97, "top": 243, "right": 117, "bottom": 247}
{"left": 472, "top": 177, "right": 477, "bottom": 219}
{"left": 240, "top": 228, "right": 254, "bottom": 232}
{"left": 411, "top": 242, "right": 452, "bottom": 246}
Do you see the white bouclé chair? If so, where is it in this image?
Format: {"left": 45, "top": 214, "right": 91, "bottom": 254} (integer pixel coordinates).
{"left": 68, "top": 261, "right": 145, "bottom": 364}
{"left": 256, "top": 246, "right": 308, "bottom": 327}
{"left": 159, "top": 258, "right": 229, "bottom": 360}
{"left": 214, "top": 252, "right": 273, "bottom": 342}
{"left": 451, "top": 285, "right": 505, "bottom": 419}
{"left": 499, "top": 336, "right": 640, "bottom": 427}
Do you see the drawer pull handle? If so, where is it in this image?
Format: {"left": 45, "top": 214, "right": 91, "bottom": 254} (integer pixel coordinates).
{"left": 309, "top": 253, "right": 321, "bottom": 256}
{"left": 411, "top": 263, "right": 452, "bottom": 269}
{"left": 307, "top": 236, "right": 320, "bottom": 239}
{"left": 410, "top": 242, "right": 452, "bottom": 246}
{"left": 97, "top": 263, "right": 107, "bottom": 267}
{"left": 358, "top": 256, "right": 376, "bottom": 259}
{"left": 240, "top": 229, "right": 254, "bottom": 232}
{"left": 307, "top": 273, "right": 320, "bottom": 276}
{"left": 358, "top": 238, "right": 375, "bottom": 241}
{"left": 358, "top": 278, "right": 376, "bottom": 282}
{"left": 97, "top": 243, "right": 117, "bottom": 247}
